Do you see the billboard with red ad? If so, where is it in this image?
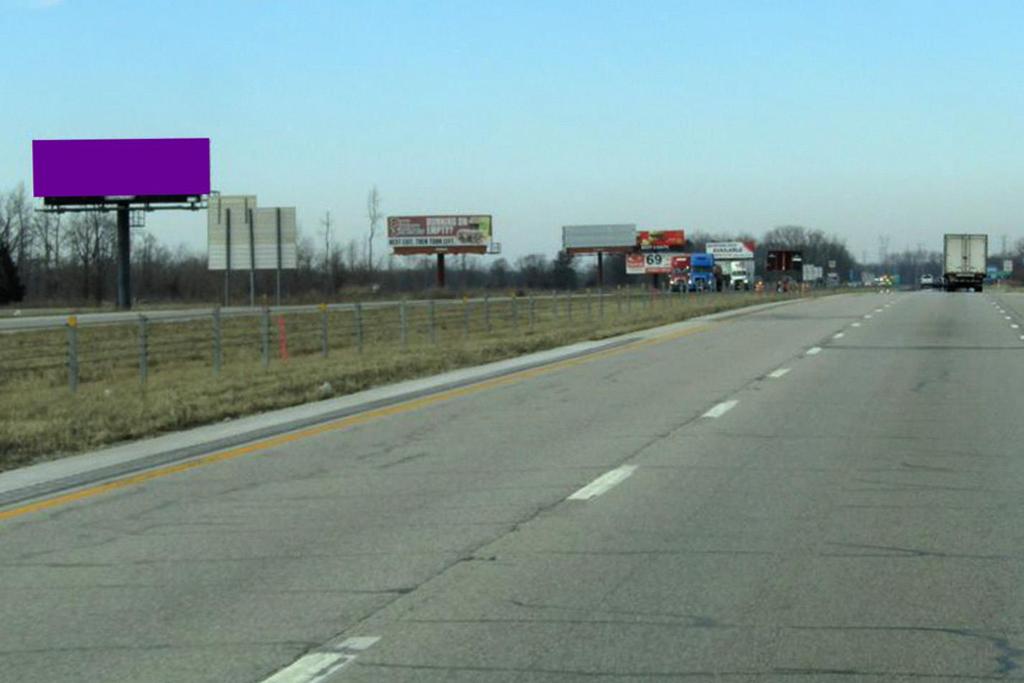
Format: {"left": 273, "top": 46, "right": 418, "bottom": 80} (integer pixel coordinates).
{"left": 388, "top": 215, "right": 492, "bottom": 254}
{"left": 32, "top": 138, "right": 210, "bottom": 200}
{"left": 637, "top": 230, "right": 685, "bottom": 251}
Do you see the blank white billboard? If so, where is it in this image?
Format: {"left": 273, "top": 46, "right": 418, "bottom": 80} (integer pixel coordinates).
{"left": 208, "top": 195, "right": 296, "bottom": 270}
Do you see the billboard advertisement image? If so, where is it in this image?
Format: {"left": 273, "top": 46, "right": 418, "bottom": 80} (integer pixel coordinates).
{"left": 637, "top": 230, "right": 685, "bottom": 251}
{"left": 32, "top": 138, "right": 210, "bottom": 199}
{"left": 626, "top": 251, "right": 686, "bottom": 274}
{"left": 388, "top": 215, "right": 492, "bottom": 252}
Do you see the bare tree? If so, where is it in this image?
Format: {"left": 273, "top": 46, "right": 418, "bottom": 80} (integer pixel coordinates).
{"left": 366, "top": 185, "right": 381, "bottom": 274}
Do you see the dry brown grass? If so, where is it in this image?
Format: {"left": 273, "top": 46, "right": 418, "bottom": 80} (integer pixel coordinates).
{"left": 0, "top": 290, "right": 806, "bottom": 468}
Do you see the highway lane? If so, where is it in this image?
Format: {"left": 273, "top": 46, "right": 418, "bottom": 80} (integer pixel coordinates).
{"left": 2, "top": 291, "right": 1022, "bottom": 681}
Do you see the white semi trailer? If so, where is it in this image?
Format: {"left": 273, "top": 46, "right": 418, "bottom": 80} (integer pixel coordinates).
{"left": 943, "top": 234, "right": 987, "bottom": 292}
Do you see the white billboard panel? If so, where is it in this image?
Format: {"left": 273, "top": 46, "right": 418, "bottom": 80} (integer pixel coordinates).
{"left": 208, "top": 196, "right": 297, "bottom": 271}
{"left": 208, "top": 195, "right": 256, "bottom": 271}
{"left": 252, "top": 207, "right": 297, "bottom": 269}
{"left": 706, "top": 241, "right": 755, "bottom": 259}
{"left": 626, "top": 251, "right": 686, "bottom": 274}
{"left": 562, "top": 224, "right": 636, "bottom": 251}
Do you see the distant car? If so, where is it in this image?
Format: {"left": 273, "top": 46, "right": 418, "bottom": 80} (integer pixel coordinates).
{"left": 920, "top": 274, "right": 934, "bottom": 289}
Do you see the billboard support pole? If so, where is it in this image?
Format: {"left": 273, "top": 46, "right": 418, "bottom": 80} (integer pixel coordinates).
{"left": 224, "top": 209, "right": 232, "bottom": 307}
{"left": 597, "top": 251, "right": 604, "bottom": 290}
{"left": 116, "top": 202, "right": 132, "bottom": 310}
{"left": 437, "top": 253, "right": 446, "bottom": 288}
{"left": 248, "top": 208, "right": 256, "bottom": 308}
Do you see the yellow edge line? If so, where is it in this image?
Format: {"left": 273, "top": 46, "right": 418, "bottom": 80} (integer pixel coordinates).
{"left": 0, "top": 321, "right": 717, "bottom": 523}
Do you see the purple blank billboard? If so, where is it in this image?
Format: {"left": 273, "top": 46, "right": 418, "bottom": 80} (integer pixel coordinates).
{"left": 32, "top": 138, "right": 210, "bottom": 199}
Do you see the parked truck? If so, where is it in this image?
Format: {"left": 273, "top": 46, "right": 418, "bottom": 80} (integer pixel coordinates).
{"left": 943, "top": 234, "right": 988, "bottom": 292}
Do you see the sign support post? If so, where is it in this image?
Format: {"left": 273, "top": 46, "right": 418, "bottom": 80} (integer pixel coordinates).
{"left": 597, "top": 251, "right": 604, "bottom": 289}
{"left": 224, "top": 209, "right": 232, "bottom": 307}
{"left": 275, "top": 207, "right": 283, "bottom": 306}
{"left": 437, "top": 253, "right": 446, "bottom": 288}
{"left": 116, "top": 202, "right": 131, "bottom": 309}
{"left": 248, "top": 208, "right": 256, "bottom": 307}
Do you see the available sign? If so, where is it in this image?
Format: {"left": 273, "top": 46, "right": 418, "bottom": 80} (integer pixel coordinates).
{"left": 626, "top": 251, "right": 685, "bottom": 274}
{"left": 388, "top": 215, "right": 492, "bottom": 252}
{"left": 637, "top": 230, "right": 685, "bottom": 251}
{"left": 706, "top": 241, "right": 755, "bottom": 260}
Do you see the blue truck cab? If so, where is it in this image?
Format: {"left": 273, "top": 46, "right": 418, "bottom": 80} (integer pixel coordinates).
{"left": 689, "top": 253, "right": 715, "bottom": 291}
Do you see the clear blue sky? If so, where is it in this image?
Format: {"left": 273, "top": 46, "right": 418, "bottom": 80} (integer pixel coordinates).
{"left": 2, "top": 0, "right": 1022, "bottom": 262}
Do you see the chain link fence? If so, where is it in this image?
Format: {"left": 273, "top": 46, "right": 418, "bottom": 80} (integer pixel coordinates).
{"left": 0, "top": 287, "right": 795, "bottom": 460}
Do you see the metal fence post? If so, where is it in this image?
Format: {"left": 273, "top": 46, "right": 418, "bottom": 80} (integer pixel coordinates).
{"left": 599, "top": 289, "right": 605, "bottom": 320}
{"left": 429, "top": 300, "right": 437, "bottom": 344}
{"left": 566, "top": 291, "right": 573, "bottom": 321}
{"left": 462, "top": 298, "right": 470, "bottom": 339}
{"left": 320, "top": 303, "right": 329, "bottom": 357}
{"left": 512, "top": 296, "right": 520, "bottom": 331}
{"left": 528, "top": 294, "right": 535, "bottom": 330}
{"left": 586, "top": 290, "right": 593, "bottom": 320}
{"left": 484, "top": 295, "right": 492, "bottom": 333}
{"left": 400, "top": 300, "right": 408, "bottom": 349}
{"left": 260, "top": 307, "right": 270, "bottom": 369}
{"left": 212, "top": 307, "right": 222, "bottom": 375}
{"left": 551, "top": 291, "right": 558, "bottom": 320}
{"left": 627, "top": 286, "right": 632, "bottom": 314}
{"left": 354, "top": 303, "right": 364, "bottom": 353}
{"left": 67, "top": 315, "right": 78, "bottom": 394}
{"left": 138, "top": 315, "right": 148, "bottom": 387}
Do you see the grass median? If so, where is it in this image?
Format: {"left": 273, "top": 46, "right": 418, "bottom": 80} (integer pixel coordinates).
{"left": 0, "top": 290, "right": 811, "bottom": 469}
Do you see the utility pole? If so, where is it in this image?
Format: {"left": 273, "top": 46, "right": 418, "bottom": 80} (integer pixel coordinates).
{"left": 321, "top": 211, "right": 333, "bottom": 295}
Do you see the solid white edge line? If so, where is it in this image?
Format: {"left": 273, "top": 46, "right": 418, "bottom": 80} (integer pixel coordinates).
{"left": 702, "top": 399, "right": 739, "bottom": 418}
{"left": 767, "top": 368, "right": 791, "bottom": 379}
{"left": 806, "top": 347, "right": 822, "bottom": 355}
{"left": 568, "top": 465, "right": 637, "bottom": 501}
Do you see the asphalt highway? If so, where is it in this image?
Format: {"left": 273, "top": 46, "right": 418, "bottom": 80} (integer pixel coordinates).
{"left": 2, "top": 290, "right": 1023, "bottom": 681}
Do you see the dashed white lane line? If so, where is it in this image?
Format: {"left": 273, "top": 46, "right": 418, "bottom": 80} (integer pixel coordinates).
{"left": 703, "top": 400, "right": 740, "bottom": 418}
{"left": 864, "top": 314, "right": 873, "bottom": 319}
{"left": 1005, "top": 316, "right": 1012, "bottom": 320}
{"left": 568, "top": 465, "right": 637, "bottom": 500}
{"left": 874, "top": 308, "right": 883, "bottom": 313}
{"left": 1013, "top": 324, "right": 1020, "bottom": 329}
{"left": 767, "top": 368, "right": 791, "bottom": 379}
{"left": 806, "top": 347, "right": 822, "bottom": 356}
{"left": 851, "top": 322, "right": 862, "bottom": 327}
{"left": 833, "top": 332, "right": 845, "bottom": 339}
{"left": 261, "top": 637, "right": 380, "bottom": 683}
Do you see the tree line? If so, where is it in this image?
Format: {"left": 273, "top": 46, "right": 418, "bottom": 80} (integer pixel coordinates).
{"left": 1, "top": 182, "right": 870, "bottom": 306}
